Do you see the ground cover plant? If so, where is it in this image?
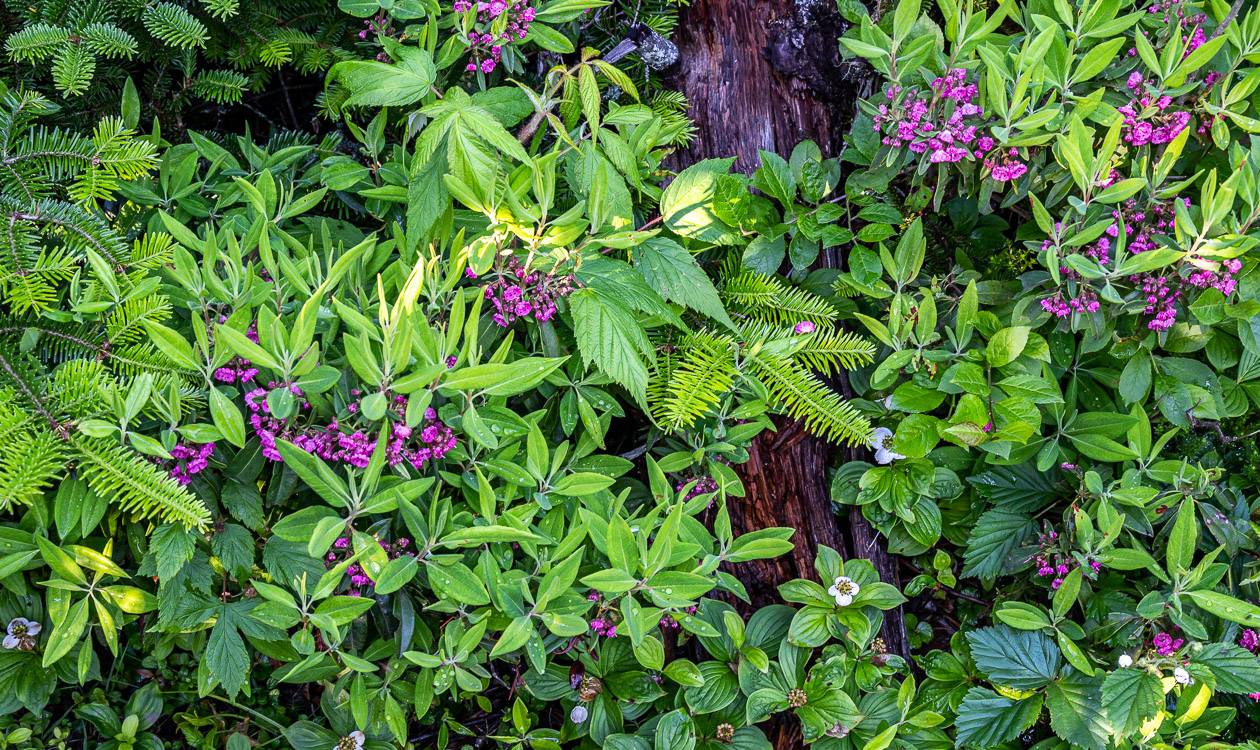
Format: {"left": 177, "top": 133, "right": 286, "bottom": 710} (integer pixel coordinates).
{"left": 0, "top": 0, "right": 1259, "bottom": 747}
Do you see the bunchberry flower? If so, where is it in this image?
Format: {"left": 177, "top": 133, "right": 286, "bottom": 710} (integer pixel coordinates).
{"left": 2, "top": 618, "right": 39, "bottom": 650}
{"left": 868, "top": 426, "right": 904, "bottom": 465}
{"left": 828, "top": 576, "right": 860, "bottom": 607}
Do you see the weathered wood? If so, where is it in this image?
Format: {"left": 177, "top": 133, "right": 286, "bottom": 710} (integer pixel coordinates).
{"left": 724, "top": 417, "right": 848, "bottom": 607}
{"left": 670, "top": 0, "right": 848, "bottom": 170}
{"left": 669, "top": 0, "right": 911, "bottom": 669}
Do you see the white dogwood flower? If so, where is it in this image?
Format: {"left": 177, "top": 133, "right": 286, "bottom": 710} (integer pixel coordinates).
{"left": 2, "top": 618, "right": 40, "bottom": 651}
{"left": 868, "top": 427, "right": 904, "bottom": 465}
{"left": 828, "top": 576, "right": 860, "bottom": 607}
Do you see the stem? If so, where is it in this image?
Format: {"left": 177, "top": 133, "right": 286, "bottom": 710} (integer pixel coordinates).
{"left": 1208, "top": 0, "right": 1245, "bottom": 42}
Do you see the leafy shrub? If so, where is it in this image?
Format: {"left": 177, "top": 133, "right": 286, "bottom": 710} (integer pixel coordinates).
{"left": 3, "top": 0, "right": 1260, "bottom": 747}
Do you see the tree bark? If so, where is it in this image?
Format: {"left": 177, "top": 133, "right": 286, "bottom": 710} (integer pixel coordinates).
{"left": 669, "top": 0, "right": 910, "bottom": 669}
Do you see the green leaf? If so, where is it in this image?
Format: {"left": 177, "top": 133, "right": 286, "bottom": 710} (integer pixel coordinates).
{"left": 151, "top": 523, "right": 196, "bottom": 581}
{"left": 966, "top": 626, "right": 1062, "bottom": 690}
{"left": 439, "top": 357, "right": 568, "bottom": 396}
{"left": 891, "top": 218, "right": 925, "bottom": 286}
{"left": 427, "top": 561, "right": 490, "bottom": 605}
{"left": 209, "top": 388, "right": 245, "bottom": 448}
{"left": 372, "top": 555, "right": 419, "bottom": 595}
{"left": 43, "top": 598, "right": 89, "bottom": 667}
{"left": 1195, "top": 642, "right": 1260, "bottom": 693}
{"left": 1184, "top": 589, "right": 1260, "bottom": 627}
{"left": 633, "top": 238, "right": 735, "bottom": 329}
{"left": 683, "top": 661, "right": 740, "bottom": 714}
{"left": 962, "top": 510, "right": 1035, "bottom": 580}
{"left": 216, "top": 324, "right": 281, "bottom": 371}
{"left": 207, "top": 608, "right": 249, "bottom": 697}
{"left": 753, "top": 150, "right": 796, "bottom": 204}
{"left": 954, "top": 688, "right": 1042, "bottom": 748}
{"left": 660, "top": 158, "right": 740, "bottom": 245}
{"left": 994, "top": 602, "right": 1051, "bottom": 631}
{"left": 570, "top": 289, "right": 653, "bottom": 405}
{"left": 1166, "top": 499, "right": 1197, "bottom": 573}
{"left": 329, "top": 40, "right": 435, "bottom": 108}
{"left": 441, "top": 526, "right": 544, "bottom": 546}
{"left": 1045, "top": 671, "right": 1108, "bottom": 750}
{"left": 276, "top": 441, "right": 352, "bottom": 508}
{"left": 490, "top": 616, "right": 534, "bottom": 657}
{"left": 144, "top": 321, "right": 199, "bottom": 369}
{"left": 1102, "top": 667, "right": 1163, "bottom": 735}
{"left": 1067, "top": 434, "right": 1139, "bottom": 462}
{"left": 987, "top": 327, "right": 1030, "bottom": 367}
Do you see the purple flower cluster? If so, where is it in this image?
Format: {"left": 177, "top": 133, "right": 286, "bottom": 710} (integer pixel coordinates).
{"left": 326, "top": 535, "right": 414, "bottom": 597}
{"left": 1186, "top": 257, "right": 1242, "bottom": 296}
{"left": 984, "top": 148, "right": 1028, "bottom": 183}
{"left": 1120, "top": 73, "right": 1192, "bottom": 147}
{"left": 483, "top": 258, "right": 576, "bottom": 327}
{"left": 872, "top": 70, "right": 994, "bottom": 165}
{"left": 658, "top": 605, "right": 697, "bottom": 631}
{"left": 1031, "top": 528, "right": 1102, "bottom": 589}
{"left": 214, "top": 321, "right": 261, "bottom": 384}
{"left": 1139, "top": 273, "right": 1181, "bottom": 331}
{"left": 794, "top": 320, "right": 816, "bottom": 334}
{"left": 676, "top": 475, "right": 718, "bottom": 501}
{"left": 169, "top": 442, "right": 215, "bottom": 485}
{"left": 1040, "top": 287, "right": 1100, "bottom": 318}
{"left": 589, "top": 618, "right": 617, "bottom": 638}
{"left": 357, "top": 13, "right": 396, "bottom": 44}
{"left": 1240, "top": 628, "right": 1260, "bottom": 653}
{"left": 1120, "top": 197, "right": 1182, "bottom": 255}
{"left": 214, "top": 358, "right": 259, "bottom": 385}
{"left": 1152, "top": 631, "right": 1184, "bottom": 656}
{"left": 452, "top": 0, "right": 536, "bottom": 74}
{"left": 245, "top": 385, "right": 456, "bottom": 469}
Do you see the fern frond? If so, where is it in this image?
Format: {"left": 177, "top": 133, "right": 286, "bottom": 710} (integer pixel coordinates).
{"left": 70, "top": 435, "right": 211, "bottom": 530}
{"left": 0, "top": 388, "right": 65, "bottom": 508}
{"left": 649, "top": 331, "right": 737, "bottom": 431}
{"left": 105, "top": 295, "right": 171, "bottom": 346}
{"left": 142, "top": 3, "right": 209, "bottom": 49}
{"left": 785, "top": 326, "right": 876, "bottom": 375}
{"left": 744, "top": 350, "right": 872, "bottom": 445}
{"left": 5, "top": 24, "right": 70, "bottom": 62}
{"left": 191, "top": 70, "right": 250, "bottom": 103}
{"left": 51, "top": 44, "right": 96, "bottom": 97}
{"left": 721, "top": 267, "right": 839, "bottom": 326}
{"left": 201, "top": 0, "right": 240, "bottom": 20}
{"left": 80, "top": 23, "right": 139, "bottom": 59}
{"left": 90, "top": 117, "right": 159, "bottom": 179}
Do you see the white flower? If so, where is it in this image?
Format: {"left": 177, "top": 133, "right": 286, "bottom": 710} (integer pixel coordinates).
{"left": 333, "top": 731, "right": 365, "bottom": 750}
{"left": 1117, "top": 654, "right": 1133, "bottom": 668}
{"left": 868, "top": 427, "right": 904, "bottom": 465}
{"left": 570, "top": 705, "right": 589, "bottom": 724}
{"left": 828, "top": 576, "right": 860, "bottom": 607}
{"left": 2, "top": 618, "right": 40, "bottom": 651}
{"left": 1173, "top": 666, "right": 1192, "bottom": 685}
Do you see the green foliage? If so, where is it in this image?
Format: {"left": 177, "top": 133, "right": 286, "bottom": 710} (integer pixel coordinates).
{"left": 2, "top": 0, "right": 356, "bottom": 122}
{"left": 0, "top": 92, "right": 207, "bottom": 530}
{"left": 4, "top": 0, "right": 1260, "bottom": 747}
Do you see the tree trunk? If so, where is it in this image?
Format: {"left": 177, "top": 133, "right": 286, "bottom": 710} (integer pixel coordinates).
{"left": 669, "top": 0, "right": 910, "bottom": 669}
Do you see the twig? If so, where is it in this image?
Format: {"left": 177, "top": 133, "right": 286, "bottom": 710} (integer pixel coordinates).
{"left": 1209, "top": 0, "right": 1246, "bottom": 41}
